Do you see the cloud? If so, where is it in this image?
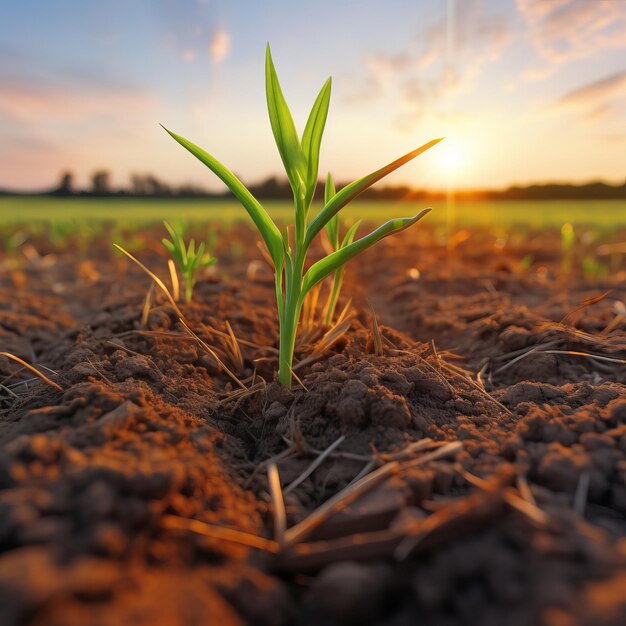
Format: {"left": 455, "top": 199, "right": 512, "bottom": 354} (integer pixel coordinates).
{"left": 418, "top": 0, "right": 511, "bottom": 65}
{"left": 522, "top": 65, "right": 554, "bottom": 82}
{"left": 209, "top": 28, "right": 230, "bottom": 64}
{"left": 351, "top": 0, "right": 511, "bottom": 131}
{"left": 554, "top": 70, "right": 626, "bottom": 122}
{"left": 559, "top": 71, "right": 626, "bottom": 105}
{"left": 0, "top": 78, "right": 157, "bottom": 127}
{"left": 0, "top": 75, "right": 162, "bottom": 189}
{"left": 518, "top": 0, "right": 626, "bottom": 64}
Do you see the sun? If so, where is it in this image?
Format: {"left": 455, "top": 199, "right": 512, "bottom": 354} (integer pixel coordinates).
{"left": 436, "top": 139, "right": 466, "bottom": 175}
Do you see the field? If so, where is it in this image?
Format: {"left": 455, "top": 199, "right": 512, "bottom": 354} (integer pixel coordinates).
{"left": 2, "top": 196, "right": 626, "bottom": 230}
{"left": 1, "top": 203, "right": 626, "bottom": 625}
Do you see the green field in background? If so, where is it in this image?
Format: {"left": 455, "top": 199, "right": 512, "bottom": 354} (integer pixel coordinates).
{"left": 1, "top": 196, "right": 625, "bottom": 230}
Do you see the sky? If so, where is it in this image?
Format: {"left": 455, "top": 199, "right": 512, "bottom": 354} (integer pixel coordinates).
{"left": 1, "top": 0, "right": 625, "bottom": 192}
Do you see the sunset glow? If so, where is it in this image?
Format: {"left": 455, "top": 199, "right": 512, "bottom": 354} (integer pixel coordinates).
{"left": 435, "top": 139, "right": 467, "bottom": 177}
{"left": 1, "top": 0, "right": 625, "bottom": 192}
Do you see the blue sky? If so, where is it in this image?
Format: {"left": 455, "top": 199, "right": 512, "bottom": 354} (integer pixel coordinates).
{"left": 1, "top": 0, "right": 625, "bottom": 191}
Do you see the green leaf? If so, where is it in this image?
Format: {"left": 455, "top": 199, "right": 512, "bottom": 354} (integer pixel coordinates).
{"left": 305, "top": 137, "right": 443, "bottom": 248}
{"left": 324, "top": 173, "right": 339, "bottom": 249}
{"left": 265, "top": 44, "right": 307, "bottom": 197}
{"left": 341, "top": 220, "right": 360, "bottom": 248}
{"left": 163, "top": 221, "right": 176, "bottom": 241}
{"left": 301, "top": 209, "right": 431, "bottom": 297}
{"left": 162, "top": 125, "right": 284, "bottom": 269}
{"left": 324, "top": 171, "right": 336, "bottom": 205}
{"left": 301, "top": 77, "right": 332, "bottom": 205}
{"left": 164, "top": 220, "right": 186, "bottom": 260}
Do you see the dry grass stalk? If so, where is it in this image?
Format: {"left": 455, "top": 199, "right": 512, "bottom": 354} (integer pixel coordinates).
{"left": 516, "top": 473, "right": 537, "bottom": 506}
{"left": 256, "top": 240, "right": 275, "bottom": 269}
{"left": 348, "top": 460, "right": 377, "bottom": 486}
{"left": 282, "top": 435, "right": 371, "bottom": 463}
{"left": 0, "top": 382, "right": 18, "bottom": 398}
{"left": 430, "top": 339, "right": 440, "bottom": 360}
{"left": 244, "top": 446, "right": 294, "bottom": 488}
{"left": 179, "top": 318, "right": 246, "bottom": 390}
{"left": 167, "top": 258, "right": 180, "bottom": 302}
{"left": 289, "top": 366, "right": 309, "bottom": 391}
{"left": 85, "top": 357, "right": 113, "bottom": 385}
{"left": 113, "top": 243, "right": 183, "bottom": 317}
{"left": 268, "top": 463, "right": 287, "bottom": 546}
{"left": 368, "top": 305, "right": 384, "bottom": 356}
{"left": 458, "top": 466, "right": 549, "bottom": 527}
{"left": 560, "top": 290, "right": 611, "bottom": 326}
{"left": 161, "top": 514, "right": 279, "bottom": 552}
{"left": 218, "top": 381, "right": 266, "bottom": 408}
{"left": 282, "top": 441, "right": 462, "bottom": 549}
{"left": 284, "top": 435, "right": 346, "bottom": 495}
{"left": 476, "top": 361, "right": 489, "bottom": 389}
{"left": 602, "top": 301, "right": 626, "bottom": 335}
{"left": 294, "top": 315, "right": 352, "bottom": 371}
{"left": 438, "top": 360, "right": 513, "bottom": 417}
{"left": 394, "top": 489, "right": 503, "bottom": 562}
{"left": 301, "top": 282, "right": 322, "bottom": 333}
{"left": 382, "top": 438, "right": 436, "bottom": 462}
{"left": 0, "top": 352, "right": 63, "bottom": 392}
{"left": 540, "top": 349, "right": 626, "bottom": 365}
{"left": 283, "top": 459, "right": 398, "bottom": 549}
{"left": 140, "top": 283, "right": 155, "bottom": 328}
{"left": 350, "top": 439, "right": 442, "bottom": 485}
{"left": 503, "top": 489, "right": 549, "bottom": 526}
{"left": 120, "top": 327, "right": 278, "bottom": 354}
{"left": 223, "top": 320, "right": 244, "bottom": 371}
{"left": 106, "top": 341, "right": 152, "bottom": 360}
{"left": 334, "top": 298, "right": 352, "bottom": 325}
{"left": 493, "top": 341, "right": 557, "bottom": 375}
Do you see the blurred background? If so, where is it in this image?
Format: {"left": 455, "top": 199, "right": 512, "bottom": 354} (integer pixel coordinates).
{"left": 1, "top": 0, "right": 625, "bottom": 228}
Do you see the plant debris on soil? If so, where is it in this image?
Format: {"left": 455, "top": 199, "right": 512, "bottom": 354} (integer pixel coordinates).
{"left": 1, "top": 222, "right": 626, "bottom": 626}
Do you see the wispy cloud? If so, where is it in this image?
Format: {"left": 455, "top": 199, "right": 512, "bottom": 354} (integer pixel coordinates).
{"left": 555, "top": 70, "right": 626, "bottom": 121}
{"left": 0, "top": 75, "right": 163, "bottom": 189}
{"left": 349, "top": 0, "right": 511, "bottom": 130}
{"left": 208, "top": 27, "right": 230, "bottom": 64}
{"left": 559, "top": 71, "right": 626, "bottom": 106}
{"left": 518, "top": 0, "right": 626, "bottom": 65}
{"left": 0, "top": 78, "right": 157, "bottom": 127}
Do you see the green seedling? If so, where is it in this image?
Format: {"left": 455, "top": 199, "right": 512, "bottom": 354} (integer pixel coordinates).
{"left": 561, "top": 222, "right": 575, "bottom": 275}
{"left": 162, "top": 220, "right": 216, "bottom": 303}
{"left": 322, "top": 173, "right": 360, "bottom": 325}
{"left": 581, "top": 255, "right": 609, "bottom": 280}
{"left": 519, "top": 254, "right": 534, "bottom": 271}
{"left": 163, "top": 45, "right": 441, "bottom": 387}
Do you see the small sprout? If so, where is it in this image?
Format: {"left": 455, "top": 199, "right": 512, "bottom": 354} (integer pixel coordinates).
{"left": 561, "top": 222, "right": 575, "bottom": 275}
{"left": 519, "top": 254, "right": 534, "bottom": 271}
{"left": 163, "top": 44, "right": 441, "bottom": 387}
{"left": 581, "top": 256, "right": 609, "bottom": 280}
{"left": 162, "top": 221, "right": 217, "bottom": 303}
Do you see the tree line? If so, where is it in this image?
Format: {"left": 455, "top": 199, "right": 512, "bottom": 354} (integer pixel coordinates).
{"left": 4, "top": 170, "right": 626, "bottom": 200}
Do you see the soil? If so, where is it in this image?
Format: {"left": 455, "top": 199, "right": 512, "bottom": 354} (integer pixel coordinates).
{"left": 1, "top": 222, "right": 626, "bottom": 626}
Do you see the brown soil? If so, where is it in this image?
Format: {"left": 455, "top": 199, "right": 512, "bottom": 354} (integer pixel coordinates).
{"left": 1, "top": 222, "right": 626, "bottom": 626}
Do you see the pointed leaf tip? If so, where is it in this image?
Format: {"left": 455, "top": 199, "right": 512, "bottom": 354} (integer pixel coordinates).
{"left": 265, "top": 45, "right": 306, "bottom": 198}
{"left": 162, "top": 127, "right": 284, "bottom": 268}
{"left": 302, "top": 209, "right": 431, "bottom": 297}
{"left": 306, "top": 137, "right": 442, "bottom": 247}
